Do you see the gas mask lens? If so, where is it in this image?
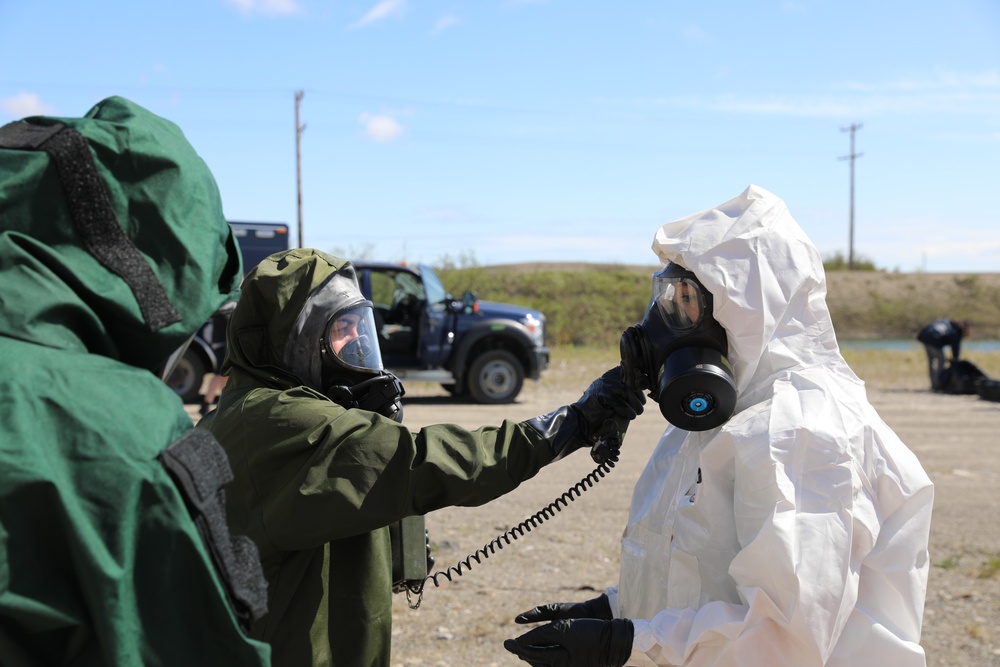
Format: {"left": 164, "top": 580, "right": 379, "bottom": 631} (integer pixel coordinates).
{"left": 324, "top": 303, "right": 384, "bottom": 372}
{"left": 654, "top": 276, "right": 705, "bottom": 331}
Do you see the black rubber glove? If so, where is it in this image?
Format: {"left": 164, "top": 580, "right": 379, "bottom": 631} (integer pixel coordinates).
{"left": 526, "top": 366, "right": 646, "bottom": 463}
{"left": 504, "top": 595, "right": 634, "bottom": 667}
{"left": 515, "top": 594, "right": 614, "bottom": 622}
{"left": 575, "top": 366, "right": 646, "bottom": 456}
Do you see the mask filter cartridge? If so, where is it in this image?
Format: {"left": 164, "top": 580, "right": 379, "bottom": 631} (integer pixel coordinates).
{"left": 655, "top": 346, "right": 736, "bottom": 431}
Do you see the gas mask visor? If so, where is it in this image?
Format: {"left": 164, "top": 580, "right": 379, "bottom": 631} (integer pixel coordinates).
{"left": 653, "top": 271, "right": 708, "bottom": 332}
{"left": 322, "top": 301, "right": 384, "bottom": 374}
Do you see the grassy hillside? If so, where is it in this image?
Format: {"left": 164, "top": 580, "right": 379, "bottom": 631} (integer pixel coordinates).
{"left": 823, "top": 271, "right": 1000, "bottom": 339}
{"left": 437, "top": 264, "right": 1000, "bottom": 348}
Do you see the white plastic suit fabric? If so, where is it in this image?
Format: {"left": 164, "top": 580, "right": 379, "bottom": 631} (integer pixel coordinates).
{"left": 607, "top": 185, "right": 934, "bottom": 666}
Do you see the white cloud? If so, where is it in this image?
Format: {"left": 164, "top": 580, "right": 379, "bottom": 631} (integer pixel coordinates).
{"left": 1, "top": 92, "right": 57, "bottom": 119}
{"left": 359, "top": 113, "right": 404, "bottom": 143}
{"left": 352, "top": 0, "right": 406, "bottom": 29}
{"left": 433, "top": 14, "right": 461, "bottom": 33}
{"left": 637, "top": 69, "right": 1000, "bottom": 118}
{"left": 224, "top": 0, "right": 303, "bottom": 17}
{"left": 838, "top": 68, "right": 1000, "bottom": 93}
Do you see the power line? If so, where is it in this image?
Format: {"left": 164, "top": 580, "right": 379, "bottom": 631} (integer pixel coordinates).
{"left": 839, "top": 123, "right": 863, "bottom": 270}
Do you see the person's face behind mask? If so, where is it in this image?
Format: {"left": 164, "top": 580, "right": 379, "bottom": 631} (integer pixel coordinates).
{"left": 656, "top": 276, "right": 704, "bottom": 331}
{"left": 323, "top": 304, "right": 382, "bottom": 373}
{"left": 328, "top": 312, "right": 360, "bottom": 353}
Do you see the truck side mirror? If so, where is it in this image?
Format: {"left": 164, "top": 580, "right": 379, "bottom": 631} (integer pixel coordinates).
{"left": 462, "top": 290, "right": 479, "bottom": 315}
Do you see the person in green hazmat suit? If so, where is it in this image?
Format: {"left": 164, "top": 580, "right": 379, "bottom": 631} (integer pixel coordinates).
{"left": 0, "top": 97, "right": 271, "bottom": 665}
{"left": 199, "top": 247, "right": 646, "bottom": 667}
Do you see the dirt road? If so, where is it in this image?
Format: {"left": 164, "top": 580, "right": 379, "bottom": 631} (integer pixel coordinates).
{"left": 386, "top": 366, "right": 1000, "bottom": 666}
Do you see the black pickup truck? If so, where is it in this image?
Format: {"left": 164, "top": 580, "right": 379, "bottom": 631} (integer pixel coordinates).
{"left": 168, "top": 237, "right": 549, "bottom": 405}
{"left": 354, "top": 261, "right": 549, "bottom": 404}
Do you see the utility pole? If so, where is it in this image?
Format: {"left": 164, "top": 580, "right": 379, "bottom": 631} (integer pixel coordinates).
{"left": 839, "top": 123, "right": 863, "bottom": 270}
{"left": 295, "top": 90, "right": 306, "bottom": 248}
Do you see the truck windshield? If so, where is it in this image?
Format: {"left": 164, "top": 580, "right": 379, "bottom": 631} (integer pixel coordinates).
{"left": 419, "top": 264, "right": 448, "bottom": 305}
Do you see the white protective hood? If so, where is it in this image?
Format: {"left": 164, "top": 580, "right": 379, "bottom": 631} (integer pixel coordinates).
{"left": 610, "top": 185, "right": 934, "bottom": 666}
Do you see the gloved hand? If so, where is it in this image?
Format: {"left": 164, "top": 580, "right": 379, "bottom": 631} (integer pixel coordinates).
{"left": 516, "top": 593, "right": 614, "bottom": 622}
{"left": 573, "top": 366, "right": 646, "bottom": 463}
{"left": 504, "top": 595, "right": 633, "bottom": 667}
{"left": 526, "top": 366, "right": 645, "bottom": 463}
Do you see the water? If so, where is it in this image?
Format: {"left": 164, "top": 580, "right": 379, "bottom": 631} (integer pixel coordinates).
{"left": 839, "top": 339, "right": 1000, "bottom": 352}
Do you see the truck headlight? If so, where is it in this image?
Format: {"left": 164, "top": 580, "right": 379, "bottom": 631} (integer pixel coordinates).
{"left": 521, "top": 313, "right": 545, "bottom": 347}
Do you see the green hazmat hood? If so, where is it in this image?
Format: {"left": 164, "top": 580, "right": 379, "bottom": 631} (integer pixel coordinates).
{"left": 0, "top": 96, "right": 243, "bottom": 371}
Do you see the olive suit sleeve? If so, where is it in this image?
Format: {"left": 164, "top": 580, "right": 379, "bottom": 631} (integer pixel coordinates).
{"left": 208, "top": 385, "right": 556, "bottom": 553}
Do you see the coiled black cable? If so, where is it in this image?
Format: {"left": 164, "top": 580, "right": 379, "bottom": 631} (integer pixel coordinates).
{"left": 401, "top": 446, "right": 620, "bottom": 608}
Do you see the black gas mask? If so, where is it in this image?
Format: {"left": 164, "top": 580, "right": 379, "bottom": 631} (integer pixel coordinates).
{"left": 319, "top": 302, "right": 405, "bottom": 422}
{"left": 620, "top": 263, "right": 736, "bottom": 431}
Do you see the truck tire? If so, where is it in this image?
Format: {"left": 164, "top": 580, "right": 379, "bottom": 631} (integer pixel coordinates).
{"left": 467, "top": 350, "right": 524, "bottom": 404}
{"left": 167, "top": 348, "right": 207, "bottom": 404}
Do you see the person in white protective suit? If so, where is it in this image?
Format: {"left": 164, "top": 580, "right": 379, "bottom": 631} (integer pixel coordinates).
{"left": 504, "top": 184, "right": 935, "bottom": 667}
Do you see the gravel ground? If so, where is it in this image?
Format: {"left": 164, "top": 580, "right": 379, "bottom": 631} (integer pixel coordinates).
{"left": 187, "top": 351, "right": 1000, "bottom": 666}
{"left": 381, "top": 361, "right": 1000, "bottom": 667}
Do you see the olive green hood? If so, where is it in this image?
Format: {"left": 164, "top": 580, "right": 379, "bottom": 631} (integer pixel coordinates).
{"left": 224, "top": 248, "right": 366, "bottom": 390}
{"left": 0, "top": 96, "right": 242, "bottom": 370}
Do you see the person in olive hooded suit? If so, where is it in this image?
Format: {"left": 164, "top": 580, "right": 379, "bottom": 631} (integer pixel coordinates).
{"left": 200, "top": 247, "right": 645, "bottom": 667}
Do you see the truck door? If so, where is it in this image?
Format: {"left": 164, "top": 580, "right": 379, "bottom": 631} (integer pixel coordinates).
{"left": 417, "top": 264, "right": 450, "bottom": 367}
{"left": 366, "top": 268, "right": 420, "bottom": 368}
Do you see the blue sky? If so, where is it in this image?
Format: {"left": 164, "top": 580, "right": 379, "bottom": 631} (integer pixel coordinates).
{"left": 2, "top": 0, "right": 999, "bottom": 272}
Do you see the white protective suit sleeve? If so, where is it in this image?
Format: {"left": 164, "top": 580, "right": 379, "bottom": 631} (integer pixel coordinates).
{"left": 611, "top": 185, "right": 933, "bottom": 667}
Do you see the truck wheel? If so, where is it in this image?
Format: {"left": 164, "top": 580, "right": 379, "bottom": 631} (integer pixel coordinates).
{"left": 167, "top": 349, "right": 206, "bottom": 404}
{"left": 467, "top": 350, "right": 524, "bottom": 404}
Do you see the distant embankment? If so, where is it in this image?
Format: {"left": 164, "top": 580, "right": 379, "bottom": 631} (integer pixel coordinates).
{"left": 823, "top": 271, "right": 1000, "bottom": 340}
{"left": 438, "top": 264, "right": 1000, "bottom": 348}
